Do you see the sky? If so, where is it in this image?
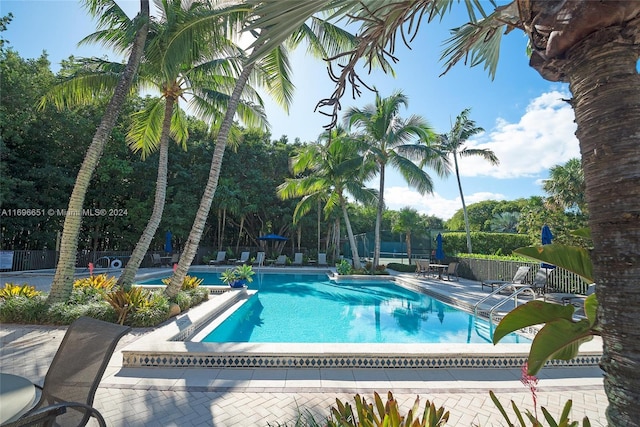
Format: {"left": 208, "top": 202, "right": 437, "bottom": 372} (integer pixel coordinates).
{"left": 2, "top": 1, "right": 581, "bottom": 220}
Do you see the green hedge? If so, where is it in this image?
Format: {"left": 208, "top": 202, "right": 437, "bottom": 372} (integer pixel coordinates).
{"left": 442, "top": 232, "right": 532, "bottom": 256}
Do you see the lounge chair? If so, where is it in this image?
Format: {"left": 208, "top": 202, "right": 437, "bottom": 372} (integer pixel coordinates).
{"left": 208, "top": 251, "right": 226, "bottom": 265}
{"left": 151, "top": 253, "right": 162, "bottom": 267}
{"left": 235, "top": 251, "right": 250, "bottom": 265}
{"left": 546, "top": 283, "right": 596, "bottom": 306}
{"left": 254, "top": 252, "right": 265, "bottom": 267}
{"left": 9, "top": 317, "right": 130, "bottom": 427}
{"left": 317, "top": 253, "right": 327, "bottom": 266}
{"left": 170, "top": 253, "right": 180, "bottom": 264}
{"left": 292, "top": 252, "right": 303, "bottom": 266}
{"left": 530, "top": 267, "right": 554, "bottom": 294}
{"left": 274, "top": 255, "right": 287, "bottom": 266}
{"left": 414, "top": 259, "right": 430, "bottom": 277}
{"left": 443, "top": 262, "right": 459, "bottom": 281}
{"left": 481, "top": 265, "right": 531, "bottom": 291}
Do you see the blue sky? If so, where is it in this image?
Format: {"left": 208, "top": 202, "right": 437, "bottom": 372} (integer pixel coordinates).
{"left": 3, "top": 1, "right": 580, "bottom": 220}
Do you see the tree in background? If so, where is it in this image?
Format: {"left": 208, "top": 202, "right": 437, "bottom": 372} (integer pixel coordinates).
{"left": 390, "top": 207, "right": 423, "bottom": 264}
{"left": 344, "top": 90, "right": 443, "bottom": 270}
{"left": 277, "top": 126, "right": 377, "bottom": 269}
{"left": 489, "top": 212, "right": 520, "bottom": 233}
{"left": 543, "top": 158, "right": 587, "bottom": 215}
{"left": 435, "top": 108, "right": 499, "bottom": 254}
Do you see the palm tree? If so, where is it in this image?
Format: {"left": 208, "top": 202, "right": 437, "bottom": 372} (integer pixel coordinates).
{"left": 164, "top": 13, "right": 360, "bottom": 297}
{"left": 344, "top": 90, "right": 444, "bottom": 269}
{"left": 246, "top": 1, "right": 640, "bottom": 423}
{"left": 277, "top": 126, "right": 377, "bottom": 270}
{"left": 41, "top": 0, "right": 149, "bottom": 304}
{"left": 543, "top": 158, "right": 586, "bottom": 214}
{"left": 390, "top": 207, "right": 423, "bottom": 264}
{"left": 436, "top": 108, "right": 499, "bottom": 254}
{"left": 489, "top": 212, "right": 520, "bottom": 233}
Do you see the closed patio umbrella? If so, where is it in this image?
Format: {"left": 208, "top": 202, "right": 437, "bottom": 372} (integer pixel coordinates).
{"left": 164, "top": 231, "right": 172, "bottom": 254}
{"left": 540, "top": 225, "right": 555, "bottom": 269}
{"left": 435, "top": 233, "right": 445, "bottom": 261}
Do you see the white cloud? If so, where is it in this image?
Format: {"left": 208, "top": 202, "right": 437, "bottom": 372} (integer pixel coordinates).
{"left": 384, "top": 186, "right": 506, "bottom": 220}
{"left": 457, "top": 90, "right": 580, "bottom": 179}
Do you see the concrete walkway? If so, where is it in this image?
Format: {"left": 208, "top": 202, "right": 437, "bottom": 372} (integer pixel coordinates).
{"left": 0, "top": 269, "right": 608, "bottom": 426}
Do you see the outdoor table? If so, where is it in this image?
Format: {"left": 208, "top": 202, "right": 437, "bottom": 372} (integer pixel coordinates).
{"left": 0, "top": 373, "right": 36, "bottom": 424}
{"left": 430, "top": 263, "right": 448, "bottom": 280}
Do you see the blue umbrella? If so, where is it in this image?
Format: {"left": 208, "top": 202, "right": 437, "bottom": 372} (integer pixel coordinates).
{"left": 435, "top": 233, "right": 445, "bottom": 261}
{"left": 164, "top": 231, "right": 173, "bottom": 253}
{"left": 540, "top": 225, "right": 555, "bottom": 269}
{"left": 258, "top": 233, "right": 288, "bottom": 241}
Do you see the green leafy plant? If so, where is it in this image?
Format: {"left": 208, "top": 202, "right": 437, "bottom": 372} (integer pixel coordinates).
{"left": 490, "top": 390, "right": 591, "bottom": 426}
{"left": 162, "top": 275, "right": 203, "bottom": 290}
{"left": 105, "top": 287, "right": 152, "bottom": 325}
{"left": 73, "top": 274, "right": 117, "bottom": 291}
{"left": 493, "top": 228, "right": 599, "bottom": 375}
{"left": 336, "top": 259, "right": 352, "bottom": 275}
{"left": 0, "top": 283, "right": 41, "bottom": 299}
{"left": 220, "top": 264, "right": 255, "bottom": 286}
{"left": 327, "top": 391, "right": 449, "bottom": 427}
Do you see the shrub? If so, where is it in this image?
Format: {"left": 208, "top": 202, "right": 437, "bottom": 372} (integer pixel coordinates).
{"left": 0, "top": 283, "right": 41, "bottom": 299}
{"left": 47, "top": 301, "right": 117, "bottom": 325}
{"left": 105, "top": 287, "right": 152, "bottom": 325}
{"left": 336, "top": 260, "right": 352, "bottom": 275}
{"left": 129, "top": 292, "right": 170, "bottom": 327}
{"left": 174, "top": 291, "right": 193, "bottom": 311}
{"left": 386, "top": 262, "right": 416, "bottom": 273}
{"left": 73, "top": 274, "right": 117, "bottom": 291}
{"left": 442, "top": 232, "right": 532, "bottom": 256}
{"left": 0, "top": 295, "right": 48, "bottom": 323}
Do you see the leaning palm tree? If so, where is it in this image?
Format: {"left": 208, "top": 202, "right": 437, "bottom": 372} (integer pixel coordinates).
{"left": 164, "top": 12, "right": 363, "bottom": 297}
{"left": 277, "top": 126, "right": 377, "bottom": 270}
{"left": 344, "top": 90, "right": 445, "bottom": 270}
{"left": 246, "top": 1, "right": 640, "bottom": 423}
{"left": 436, "top": 108, "right": 498, "bottom": 254}
{"left": 41, "top": 0, "right": 149, "bottom": 304}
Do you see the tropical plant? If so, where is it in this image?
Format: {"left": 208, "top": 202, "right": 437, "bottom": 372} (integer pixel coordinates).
{"left": 277, "top": 126, "right": 377, "bottom": 270}
{"left": 336, "top": 259, "right": 352, "bottom": 276}
{"left": 435, "top": 108, "right": 499, "bottom": 253}
{"left": 220, "top": 264, "right": 255, "bottom": 286}
{"left": 390, "top": 206, "right": 423, "bottom": 264}
{"left": 327, "top": 391, "right": 449, "bottom": 427}
{"left": 543, "top": 158, "right": 587, "bottom": 214}
{"left": 248, "top": 3, "right": 640, "bottom": 422}
{"left": 43, "top": 0, "right": 149, "bottom": 304}
{"left": 344, "top": 90, "right": 443, "bottom": 270}
{"left": 73, "top": 274, "right": 117, "bottom": 291}
{"left": 161, "top": 274, "right": 203, "bottom": 291}
{"left": 493, "top": 229, "right": 598, "bottom": 375}
{"left": 165, "top": 7, "right": 362, "bottom": 298}
{"left": 489, "top": 212, "right": 520, "bottom": 233}
{"left": 0, "top": 283, "right": 41, "bottom": 299}
{"left": 105, "top": 286, "right": 152, "bottom": 325}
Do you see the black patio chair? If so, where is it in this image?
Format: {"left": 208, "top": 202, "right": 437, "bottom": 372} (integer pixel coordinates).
{"left": 10, "top": 316, "right": 130, "bottom": 427}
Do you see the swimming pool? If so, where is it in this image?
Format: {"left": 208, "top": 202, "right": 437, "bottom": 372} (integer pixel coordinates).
{"left": 123, "top": 268, "right": 603, "bottom": 369}
{"left": 139, "top": 272, "right": 528, "bottom": 344}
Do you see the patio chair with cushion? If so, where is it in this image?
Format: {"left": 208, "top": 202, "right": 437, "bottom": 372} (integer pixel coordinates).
{"left": 254, "top": 252, "right": 265, "bottom": 267}
{"left": 9, "top": 316, "right": 131, "bottom": 427}
{"left": 274, "top": 255, "right": 287, "bottom": 266}
{"left": 481, "top": 265, "right": 531, "bottom": 291}
{"left": 208, "top": 251, "right": 226, "bottom": 265}
{"left": 151, "top": 253, "right": 162, "bottom": 267}
{"left": 531, "top": 267, "right": 554, "bottom": 294}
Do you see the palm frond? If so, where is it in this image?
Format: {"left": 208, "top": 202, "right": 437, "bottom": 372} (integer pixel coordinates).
{"left": 170, "top": 105, "right": 190, "bottom": 149}
{"left": 458, "top": 147, "right": 500, "bottom": 165}
{"left": 256, "top": 44, "right": 295, "bottom": 112}
{"left": 127, "top": 97, "right": 166, "bottom": 159}
{"left": 389, "top": 153, "right": 434, "bottom": 195}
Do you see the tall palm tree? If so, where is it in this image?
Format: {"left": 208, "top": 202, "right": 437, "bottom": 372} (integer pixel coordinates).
{"left": 543, "top": 158, "right": 586, "bottom": 214}
{"left": 436, "top": 108, "right": 498, "bottom": 254}
{"left": 164, "top": 13, "right": 360, "bottom": 297}
{"left": 246, "top": 1, "right": 640, "bottom": 423}
{"left": 391, "top": 207, "right": 423, "bottom": 264}
{"left": 41, "top": 0, "right": 149, "bottom": 304}
{"left": 344, "top": 90, "right": 444, "bottom": 269}
{"left": 277, "top": 126, "right": 377, "bottom": 270}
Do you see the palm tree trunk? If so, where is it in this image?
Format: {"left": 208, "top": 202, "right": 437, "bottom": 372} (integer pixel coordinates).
{"left": 165, "top": 60, "right": 256, "bottom": 298}
{"left": 454, "top": 152, "right": 472, "bottom": 253}
{"left": 47, "top": 0, "right": 149, "bottom": 304}
{"left": 562, "top": 25, "right": 640, "bottom": 425}
{"left": 341, "top": 199, "right": 361, "bottom": 269}
{"left": 406, "top": 230, "right": 412, "bottom": 264}
{"left": 117, "top": 97, "right": 174, "bottom": 288}
{"left": 235, "top": 215, "right": 245, "bottom": 254}
{"left": 373, "top": 163, "right": 385, "bottom": 269}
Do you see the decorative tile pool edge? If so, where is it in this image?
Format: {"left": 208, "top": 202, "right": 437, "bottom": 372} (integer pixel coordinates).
{"left": 121, "top": 284, "right": 603, "bottom": 370}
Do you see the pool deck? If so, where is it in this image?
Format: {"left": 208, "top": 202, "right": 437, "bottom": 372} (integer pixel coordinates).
{"left": 0, "top": 267, "right": 608, "bottom": 426}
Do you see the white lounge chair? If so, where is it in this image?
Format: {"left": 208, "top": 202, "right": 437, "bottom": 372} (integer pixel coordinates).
{"left": 208, "top": 251, "right": 226, "bottom": 265}
{"left": 317, "top": 253, "right": 327, "bottom": 266}
{"left": 235, "top": 251, "right": 250, "bottom": 265}
{"left": 481, "top": 265, "right": 530, "bottom": 291}
{"left": 274, "top": 255, "right": 287, "bottom": 266}
{"left": 254, "top": 252, "right": 265, "bottom": 267}
{"left": 292, "top": 252, "right": 303, "bottom": 265}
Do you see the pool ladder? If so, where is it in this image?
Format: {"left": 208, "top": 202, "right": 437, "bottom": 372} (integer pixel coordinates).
{"left": 473, "top": 284, "right": 536, "bottom": 339}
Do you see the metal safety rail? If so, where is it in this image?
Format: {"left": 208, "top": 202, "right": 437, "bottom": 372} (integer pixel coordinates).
{"left": 473, "top": 284, "right": 537, "bottom": 340}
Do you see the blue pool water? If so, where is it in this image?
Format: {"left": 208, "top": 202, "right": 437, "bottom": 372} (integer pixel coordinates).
{"left": 140, "top": 272, "right": 529, "bottom": 344}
